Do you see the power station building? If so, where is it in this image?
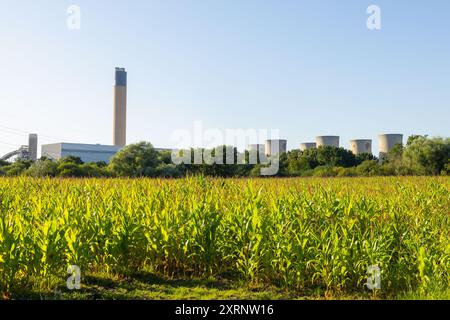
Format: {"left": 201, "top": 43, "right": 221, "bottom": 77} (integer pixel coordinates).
{"left": 316, "top": 136, "right": 340, "bottom": 148}
{"left": 42, "top": 143, "right": 121, "bottom": 163}
{"left": 300, "top": 142, "right": 316, "bottom": 151}
{"left": 350, "top": 139, "right": 372, "bottom": 155}
{"left": 1, "top": 133, "right": 38, "bottom": 162}
{"left": 378, "top": 134, "right": 403, "bottom": 159}
{"left": 40, "top": 68, "right": 128, "bottom": 163}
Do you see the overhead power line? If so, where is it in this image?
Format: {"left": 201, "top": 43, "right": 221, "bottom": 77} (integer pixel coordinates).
{"left": 0, "top": 123, "right": 79, "bottom": 144}
{"left": 0, "top": 140, "right": 22, "bottom": 147}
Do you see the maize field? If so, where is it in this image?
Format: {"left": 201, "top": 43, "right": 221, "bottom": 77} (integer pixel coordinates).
{"left": 0, "top": 176, "right": 449, "bottom": 299}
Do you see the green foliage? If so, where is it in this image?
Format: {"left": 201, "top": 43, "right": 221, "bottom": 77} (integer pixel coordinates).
{"left": 385, "top": 144, "right": 404, "bottom": 166}
{"left": 286, "top": 146, "right": 361, "bottom": 176}
{"left": 356, "top": 160, "right": 380, "bottom": 176}
{"left": 26, "top": 159, "right": 58, "bottom": 177}
{"left": 0, "top": 177, "right": 448, "bottom": 298}
{"left": 155, "top": 164, "right": 183, "bottom": 178}
{"left": 355, "top": 153, "right": 376, "bottom": 163}
{"left": 57, "top": 161, "right": 83, "bottom": 177}
{"left": 80, "top": 163, "right": 110, "bottom": 178}
{"left": 403, "top": 137, "right": 450, "bottom": 175}
{"left": 316, "top": 146, "right": 358, "bottom": 167}
{"left": 108, "top": 142, "right": 159, "bottom": 177}
{"left": 1, "top": 136, "right": 449, "bottom": 178}
{"left": 443, "top": 160, "right": 450, "bottom": 176}
{"left": 0, "top": 160, "right": 32, "bottom": 177}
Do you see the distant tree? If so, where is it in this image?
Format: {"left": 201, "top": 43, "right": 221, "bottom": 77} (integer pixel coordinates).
{"left": 96, "top": 161, "right": 108, "bottom": 168}
{"left": 385, "top": 143, "right": 404, "bottom": 167}
{"left": 109, "top": 142, "right": 160, "bottom": 177}
{"left": 26, "top": 159, "right": 58, "bottom": 177}
{"left": 2, "top": 160, "right": 33, "bottom": 176}
{"left": 155, "top": 163, "right": 183, "bottom": 178}
{"left": 407, "top": 135, "right": 425, "bottom": 146}
{"left": 158, "top": 150, "right": 173, "bottom": 165}
{"left": 80, "top": 163, "right": 110, "bottom": 177}
{"left": 249, "top": 164, "right": 264, "bottom": 177}
{"left": 443, "top": 160, "right": 450, "bottom": 175}
{"left": 60, "top": 156, "right": 84, "bottom": 165}
{"left": 356, "top": 160, "right": 380, "bottom": 176}
{"left": 57, "top": 162, "right": 83, "bottom": 177}
{"left": 403, "top": 137, "right": 450, "bottom": 175}
{"left": 313, "top": 166, "right": 338, "bottom": 177}
{"left": 355, "top": 153, "right": 376, "bottom": 164}
{"left": 316, "top": 146, "right": 358, "bottom": 168}
{"left": 286, "top": 149, "right": 317, "bottom": 175}
{"left": 0, "top": 160, "right": 9, "bottom": 167}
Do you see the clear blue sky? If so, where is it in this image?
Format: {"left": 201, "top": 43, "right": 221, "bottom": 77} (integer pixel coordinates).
{"left": 0, "top": 0, "right": 449, "bottom": 157}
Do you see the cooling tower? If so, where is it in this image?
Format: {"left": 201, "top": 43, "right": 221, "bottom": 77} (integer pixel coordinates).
{"left": 300, "top": 142, "right": 316, "bottom": 151}
{"left": 28, "top": 134, "right": 38, "bottom": 161}
{"left": 316, "top": 136, "right": 340, "bottom": 148}
{"left": 350, "top": 139, "right": 372, "bottom": 155}
{"left": 248, "top": 144, "right": 265, "bottom": 153}
{"left": 378, "top": 134, "right": 403, "bottom": 158}
{"left": 113, "top": 68, "right": 127, "bottom": 147}
{"left": 265, "top": 140, "right": 287, "bottom": 156}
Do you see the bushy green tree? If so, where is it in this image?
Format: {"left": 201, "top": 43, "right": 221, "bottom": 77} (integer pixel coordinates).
{"left": 1, "top": 160, "right": 32, "bottom": 176}
{"left": 385, "top": 144, "right": 404, "bottom": 166}
{"left": 57, "top": 157, "right": 84, "bottom": 177}
{"left": 403, "top": 137, "right": 450, "bottom": 175}
{"left": 355, "top": 153, "right": 376, "bottom": 164}
{"left": 80, "top": 163, "right": 110, "bottom": 177}
{"left": 443, "top": 160, "right": 450, "bottom": 175}
{"left": 109, "top": 142, "right": 160, "bottom": 177}
{"left": 312, "top": 166, "right": 338, "bottom": 177}
{"left": 26, "top": 159, "right": 58, "bottom": 177}
{"left": 155, "top": 164, "right": 183, "bottom": 178}
{"left": 285, "top": 146, "right": 358, "bottom": 176}
{"left": 355, "top": 160, "right": 380, "bottom": 176}
{"left": 0, "top": 160, "right": 9, "bottom": 167}
{"left": 316, "top": 146, "right": 358, "bottom": 167}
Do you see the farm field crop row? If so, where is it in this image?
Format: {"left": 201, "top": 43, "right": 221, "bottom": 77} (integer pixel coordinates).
{"left": 0, "top": 177, "right": 449, "bottom": 299}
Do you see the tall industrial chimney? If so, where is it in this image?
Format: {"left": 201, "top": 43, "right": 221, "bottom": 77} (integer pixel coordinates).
{"left": 28, "top": 134, "right": 38, "bottom": 161}
{"left": 113, "top": 67, "right": 127, "bottom": 147}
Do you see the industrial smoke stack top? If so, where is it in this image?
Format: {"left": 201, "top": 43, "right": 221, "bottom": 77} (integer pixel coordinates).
{"left": 113, "top": 67, "right": 127, "bottom": 147}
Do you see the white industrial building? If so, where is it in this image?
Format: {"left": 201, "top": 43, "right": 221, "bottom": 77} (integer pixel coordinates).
{"left": 41, "top": 143, "right": 121, "bottom": 163}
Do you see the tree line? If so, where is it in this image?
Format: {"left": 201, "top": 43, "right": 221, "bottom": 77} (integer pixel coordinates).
{"left": 0, "top": 136, "right": 448, "bottom": 178}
